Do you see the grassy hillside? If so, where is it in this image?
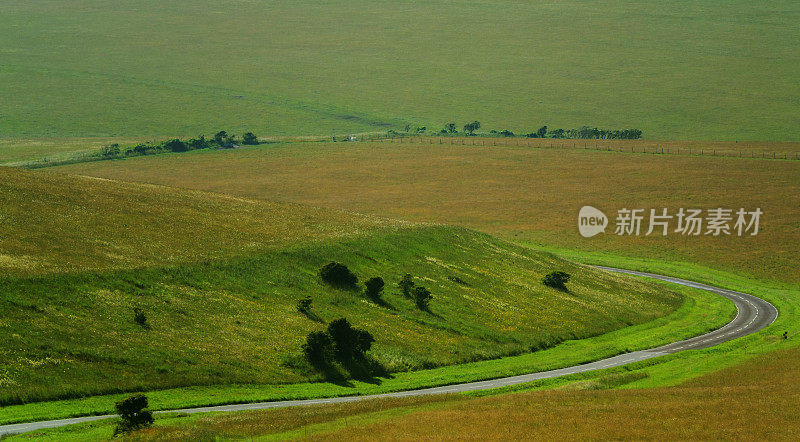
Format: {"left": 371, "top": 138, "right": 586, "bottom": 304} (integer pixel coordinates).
{"left": 54, "top": 141, "right": 800, "bottom": 284}
{"left": 1, "top": 0, "right": 798, "bottom": 141}
{"left": 0, "top": 168, "right": 681, "bottom": 405}
{"left": 0, "top": 167, "right": 400, "bottom": 277}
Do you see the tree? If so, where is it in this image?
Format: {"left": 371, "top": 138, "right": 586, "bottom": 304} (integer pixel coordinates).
{"left": 213, "top": 130, "right": 228, "bottom": 145}
{"left": 463, "top": 121, "right": 481, "bottom": 135}
{"left": 302, "top": 331, "right": 334, "bottom": 368}
{"left": 444, "top": 122, "right": 457, "bottom": 134}
{"left": 499, "top": 129, "right": 515, "bottom": 137}
{"left": 114, "top": 394, "right": 154, "bottom": 435}
{"left": 398, "top": 274, "right": 415, "bottom": 298}
{"left": 133, "top": 143, "right": 149, "bottom": 155}
{"left": 164, "top": 139, "right": 188, "bottom": 152}
{"left": 327, "top": 318, "right": 374, "bottom": 361}
{"left": 364, "top": 277, "right": 385, "bottom": 301}
{"left": 414, "top": 126, "right": 427, "bottom": 133}
{"left": 536, "top": 125, "right": 548, "bottom": 138}
{"left": 297, "top": 296, "right": 313, "bottom": 314}
{"left": 403, "top": 124, "right": 411, "bottom": 132}
{"left": 101, "top": 144, "right": 121, "bottom": 158}
{"left": 319, "top": 262, "right": 358, "bottom": 289}
{"left": 187, "top": 136, "right": 209, "bottom": 150}
{"left": 133, "top": 308, "right": 149, "bottom": 329}
{"left": 542, "top": 271, "right": 571, "bottom": 291}
{"left": 412, "top": 286, "right": 432, "bottom": 311}
{"left": 242, "top": 132, "right": 259, "bottom": 145}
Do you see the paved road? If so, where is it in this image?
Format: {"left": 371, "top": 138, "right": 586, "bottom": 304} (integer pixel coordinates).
{"left": 0, "top": 267, "right": 778, "bottom": 437}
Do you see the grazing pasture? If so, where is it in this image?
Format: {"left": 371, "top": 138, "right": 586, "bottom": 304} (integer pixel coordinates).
{"left": 1, "top": 0, "right": 798, "bottom": 141}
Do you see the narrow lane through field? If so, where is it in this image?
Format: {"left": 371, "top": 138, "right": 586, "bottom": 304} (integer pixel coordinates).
{"left": 0, "top": 267, "right": 778, "bottom": 436}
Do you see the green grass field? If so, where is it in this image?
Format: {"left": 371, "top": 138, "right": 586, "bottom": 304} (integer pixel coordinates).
{"left": 1, "top": 0, "right": 798, "bottom": 142}
{"left": 2, "top": 1, "right": 799, "bottom": 438}
{"left": 0, "top": 167, "right": 687, "bottom": 416}
{"left": 11, "top": 257, "right": 793, "bottom": 441}
{"left": 30, "top": 139, "right": 800, "bottom": 438}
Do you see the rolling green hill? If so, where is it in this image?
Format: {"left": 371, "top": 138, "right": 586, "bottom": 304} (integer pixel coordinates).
{"left": 1, "top": 0, "right": 798, "bottom": 142}
{"left": 0, "top": 168, "right": 681, "bottom": 405}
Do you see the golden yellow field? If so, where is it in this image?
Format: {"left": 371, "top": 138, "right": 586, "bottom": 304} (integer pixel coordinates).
{"left": 384, "top": 136, "right": 800, "bottom": 158}
{"left": 55, "top": 141, "right": 800, "bottom": 284}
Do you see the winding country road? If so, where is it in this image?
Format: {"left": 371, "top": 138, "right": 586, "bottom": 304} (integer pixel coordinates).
{"left": 0, "top": 267, "right": 778, "bottom": 437}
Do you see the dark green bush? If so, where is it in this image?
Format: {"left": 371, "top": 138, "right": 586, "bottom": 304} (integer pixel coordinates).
{"left": 302, "top": 331, "right": 334, "bottom": 368}
{"left": 542, "top": 271, "right": 571, "bottom": 291}
{"left": 364, "top": 277, "right": 385, "bottom": 301}
{"left": 113, "top": 394, "right": 154, "bottom": 435}
{"left": 242, "top": 132, "right": 259, "bottom": 145}
{"left": 412, "top": 286, "right": 432, "bottom": 311}
{"left": 133, "top": 308, "right": 149, "bottom": 329}
{"left": 327, "top": 318, "right": 374, "bottom": 362}
{"left": 398, "top": 274, "right": 415, "bottom": 298}
{"left": 319, "top": 262, "right": 358, "bottom": 289}
{"left": 187, "top": 136, "right": 209, "bottom": 150}
{"left": 101, "top": 144, "right": 121, "bottom": 158}
{"left": 164, "top": 139, "right": 188, "bottom": 152}
{"left": 297, "top": 296, "right": 313, "bottom": 314}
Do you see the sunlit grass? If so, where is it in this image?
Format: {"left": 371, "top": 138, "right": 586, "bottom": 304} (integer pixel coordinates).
{"left": 54, "top": 141, "right": 800, "bottom": 284}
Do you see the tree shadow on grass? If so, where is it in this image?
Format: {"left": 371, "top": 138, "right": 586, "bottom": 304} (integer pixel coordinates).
{"left": 310, "top": 357, "right": 392, "bottom": 387}
{"left": 299, "top": 309, "right": 326, "bottom": 324}
{"left": 367, "top": 296, "right": 396, "bottom": 311}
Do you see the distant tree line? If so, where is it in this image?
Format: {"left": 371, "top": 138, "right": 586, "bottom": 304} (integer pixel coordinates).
{"left": 98, "top": 130, "right": 261, "bottom": 161}
{"left": 391, "top": 121, "right": 643, "bottom": 140}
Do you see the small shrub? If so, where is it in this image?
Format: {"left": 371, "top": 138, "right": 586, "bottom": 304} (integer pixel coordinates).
{"left": 242, "top": 132, "right": 259, "bottom": 145}
{"left": 113, "top": 394, "right": 154, "bottom": 435}
{"left": 398, "top": 274, "right": 415, "bottom": 298}
{"left": 542, "top": 271, "right": 571, "bottom": 291}
{"left": 364, "top": 277, "right": 385, "bottom": 301}
{"left": 133, "top": 308, "right": 149, "bottom": 329}
{"left": 412, "top": 286, "right": 432, "bottom": 311}
{"left": 297, "top": 296, "right": 313, "bottom": 314}
{"left": 319, "top": 262, "right": 358, "bottom": 289}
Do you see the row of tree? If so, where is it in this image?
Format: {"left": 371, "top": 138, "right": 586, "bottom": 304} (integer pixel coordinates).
{"left": 392, "top": 122, "right": 642, "bottom": 140}
{"left": 99, "top": 130, "right": 260, "bottom": 160}
{"left": 317, "top": 262, "right": 432, "bottom": 311}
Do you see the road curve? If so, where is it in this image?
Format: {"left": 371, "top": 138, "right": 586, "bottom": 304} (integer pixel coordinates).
{"left": 0, "top": 267, "right": 778, "bottom": 437}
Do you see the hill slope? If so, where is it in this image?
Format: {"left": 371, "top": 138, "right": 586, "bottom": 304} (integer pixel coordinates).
{"left": 0, "top": 168, "right": 681, "bottom": 405}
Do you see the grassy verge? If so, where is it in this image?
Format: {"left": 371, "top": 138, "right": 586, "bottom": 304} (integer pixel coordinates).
{"left": 0, "top": 278, "right": 728, "bottom": 426}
